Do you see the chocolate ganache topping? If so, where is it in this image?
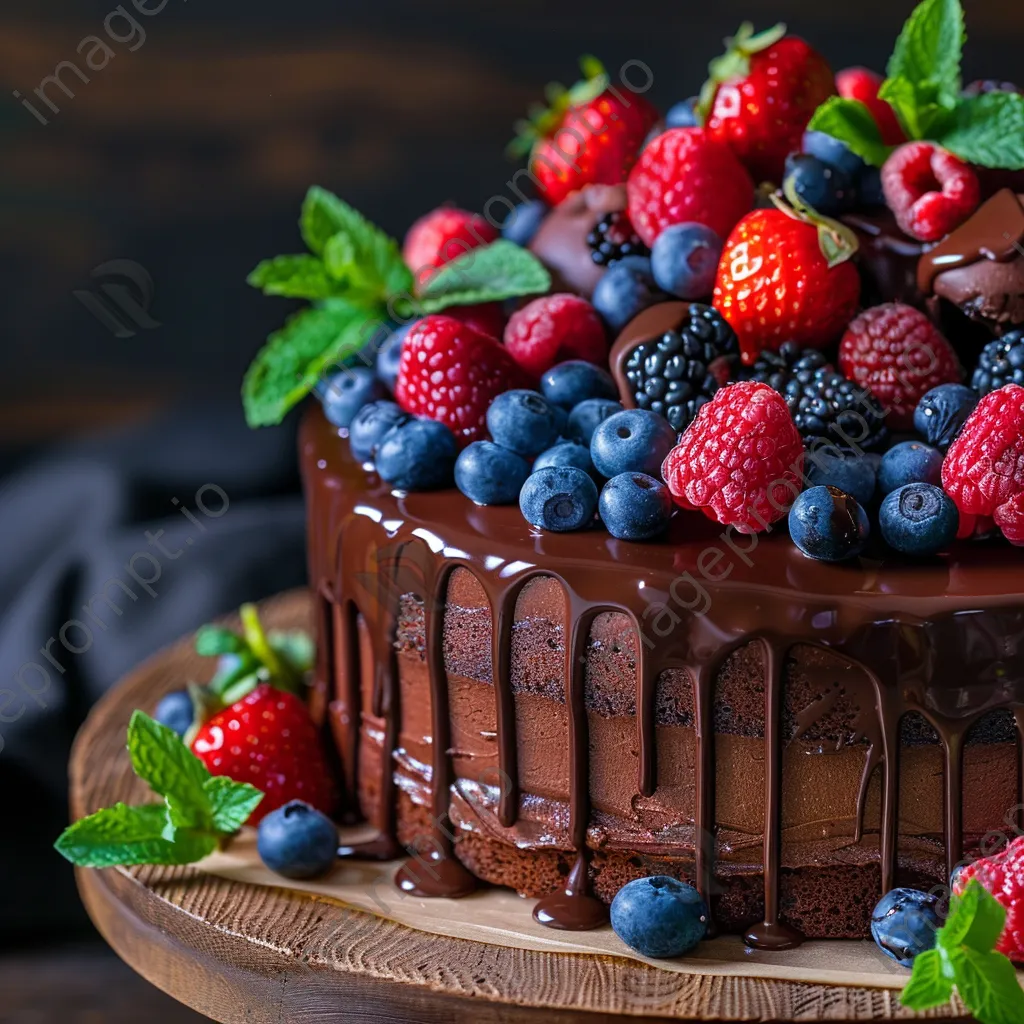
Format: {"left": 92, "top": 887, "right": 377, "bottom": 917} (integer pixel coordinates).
{"left": 301, "top": 404, "right": 1024, "bottom": 945}
{"left": 917, "top": 188, "right": 1024, "bottom": 329}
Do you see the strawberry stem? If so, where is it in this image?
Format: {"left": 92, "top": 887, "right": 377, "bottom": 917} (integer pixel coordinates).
{"left": 240, "top": 603, "right": 299, "bottom": 691}
{"left": 771, "top": 179, "right": 860, "bottom": 269}
{"left": 697, "top": 22, "right": 787, "bottom": 122}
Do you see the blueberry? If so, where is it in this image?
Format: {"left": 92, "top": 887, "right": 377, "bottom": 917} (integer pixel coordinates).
{"left": 257, "top": 800, "right": 339, "bottom": 880}
{"left": 870, "top": 888, "right": 940, "bottom": 968}
{"left": 319, "top": 368, "right": 387, "bottom": 429}
{"left": 541, "top": 360, "right": 618, "bottom": 410}
{"left": 802, "top": 129, "right": 867, "bottom": 179}
{"left": 375, "top": 418, "right": 457, "bottom": 491}
{"left": 567, "top": 398, "right": 624, "bottom": 446}
{"left": 590, "top": 408, "right": 677, "bottom": 478}
{"left": 455, "top": 441, "right": 531, "bottom": 505}
{"left": 650, "top": 223, "right": 723, "bottom": 300}
{"left": 599, "top": 473, "right": 673, "bottom": 541}
{"left": 375, "top": 322, "right": 415, "bottom": 392}
{"left": 349, "top": 400, "right": 410, "bottom": 463}
{"left": 914, "top": 384, "right": 979, "bottom": 450}
{"left": 665, "top": 98, "right": 701, "bottom": 128}
{"left": 610, "top": 876, "right": 708, "bottom": 959}
{"left": 880, "top": 483, "right": 959, "bottom": 556}
{"left": 154, "top": 690, "right": 193, "bottom": 738}
{"left": 804, "top": 449, "right": 876, "bottom": 506}
{"left": 878, "top": 441, "right": 944, "bottom": 495}
{"left": 486, "top": 389, "right": 561, "bottom": 457}
{"left": 789, "top": 485, "right": 870, "bottom": 561}
{"left": 534, "top": 441, "right": 600, "bottom": 481}
{"left": 592, "top": 256, "right": 664, "bottom": 332}
{"left": 858, "top": 165, "right": 886, "bottom": 208}
{"left": 501, "top": 199, "right": 547, "bottom": 247}
{"left": 519, "top": 466, "right": 598, "bottom": 532}
{"left": 784, "top": 153, "right": 855, "bottom": 216}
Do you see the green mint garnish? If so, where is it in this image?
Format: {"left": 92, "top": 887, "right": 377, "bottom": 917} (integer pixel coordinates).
{"left": 808, "top": 0, "right": 1024, "bottom": 170}
{"left": 55, "top": 711, "right": 263, "bottom": 868}
{"left": 413, "top": 240, "right": 551, "bottom": 314}
{"left": 243, "top": 186, "right": 550, "bottom": 428}
{"left": 901, "top": 879, "right": 1024, "bottom": 1024}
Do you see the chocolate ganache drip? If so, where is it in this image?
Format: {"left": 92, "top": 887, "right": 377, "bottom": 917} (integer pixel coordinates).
{"left": 301, "top": 404, "right": 1024, "bottom": 944}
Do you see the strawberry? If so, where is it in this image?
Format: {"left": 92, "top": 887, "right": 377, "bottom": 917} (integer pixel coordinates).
{"left": 712, "top": 189, "right": 861, "bottom": 364}
{"left": 952, "top": 834, "right": 1024, "bottom": 962}
{"left": 700, "top": 23, "right": 836, "bottom": 184}
{"left": 403, "top": 207, "right": 498, "bottom": 289}
{"left": 511, "top": 57, "right": 657, "bottom": 207}
{"left": 626, "top": 127, "right": 754, "bottom": 247}
{"left": 395, "top": 315, "right": 533, "bottom": 446}
{"left": 835, "top": 67, "right": 906, "bottom": 146}
{"left": 191, "top": 683, "right": 336, "bottom": 825}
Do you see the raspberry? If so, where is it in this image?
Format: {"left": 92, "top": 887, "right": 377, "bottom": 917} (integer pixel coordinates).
{"left": 942, "top": 383, "right": 1024, "bottom": 544}
{"left": 661, "top": 381, "right": 805, "bottom": 534}
{"left": 395, "top": 315, "right": 532, "bottom": 446}
{"left": 503, "top": 294, "right": 608, "bottom": 376}
{"left": 952, "top": 834, "right": 1024, "bottom": 963}
{"left": 403, "top": 207, "right": 498, "bottom": 289}
{"left": 880, "top": 142, "right": 980, "bottom": 243}
{"left": 838, "top": 304, "right": 961, "bottom": 431}
{"left": 627, "top": 127, "right": 754, "bottom": 247}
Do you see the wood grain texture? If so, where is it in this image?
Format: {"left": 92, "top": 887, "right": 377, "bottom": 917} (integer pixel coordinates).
{"left": 70, "top": 590, "right": 975, "bottom": 1023}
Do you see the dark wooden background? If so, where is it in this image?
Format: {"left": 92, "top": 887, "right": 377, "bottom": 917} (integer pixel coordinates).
{"left": 2, "top": 0, "right": 1023, "bottom": 450}
{"left": 2, "top": 2, "right": 1022, "bottom": 1020}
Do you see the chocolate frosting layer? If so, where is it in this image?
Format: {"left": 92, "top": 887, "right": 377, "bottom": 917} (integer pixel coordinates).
{"left": 301, "top": 404, "right": 1024, "bottom": 942}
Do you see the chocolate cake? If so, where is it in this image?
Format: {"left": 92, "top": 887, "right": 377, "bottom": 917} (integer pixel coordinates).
{"left": 302, "top": 406, "right": 1024, "bottom": 945}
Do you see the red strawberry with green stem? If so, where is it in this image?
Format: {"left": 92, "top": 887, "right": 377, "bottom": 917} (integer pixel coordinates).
{"left": 699, "top": 23, "right": 837, "bottom": 184}
{"left": 713, "top": 180, "right": 861, "bottom": 365}
{"left": 510, "top": 56, "right": 658, "bottom": 207}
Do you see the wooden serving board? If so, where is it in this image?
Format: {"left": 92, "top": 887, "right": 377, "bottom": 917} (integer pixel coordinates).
{"left": 70, "top": 590, "right": 973, "bottom": 1022}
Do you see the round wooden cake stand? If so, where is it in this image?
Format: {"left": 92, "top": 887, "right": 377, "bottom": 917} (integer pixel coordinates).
{"left": 71, "top": 590, "right": 971, "bottom": 1023}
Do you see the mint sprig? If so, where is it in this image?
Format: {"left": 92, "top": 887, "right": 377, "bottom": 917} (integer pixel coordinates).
{"left": 243, "top": 186, "right": 550, "bottom": 428}
{"left": 55, "top": 712, "right": 263, "bottom": 868}
{"left": 808, "top": 0, "right": 1024, "bottom": 170}
{"left": 414, "top": 240, "right": 551, "bottom": 313}
{"left": 901, "top": 880, "right": 1024, "bottom": 1024}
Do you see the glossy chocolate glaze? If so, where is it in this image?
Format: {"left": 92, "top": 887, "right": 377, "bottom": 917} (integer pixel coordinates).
{"left": 842, "top": 210, "right": 932, "bottom": 308}
{"left": 301, "top": 404, "right": 1024, "bottom": 942}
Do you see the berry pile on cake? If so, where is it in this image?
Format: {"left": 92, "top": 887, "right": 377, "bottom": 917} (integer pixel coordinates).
{"left": 236, "top": 0, "right": 1024, "bottom": 1000}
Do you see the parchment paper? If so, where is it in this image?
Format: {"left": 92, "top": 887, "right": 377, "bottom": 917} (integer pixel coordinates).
{"left": 196, "top": 828, "right": 940, "bottom": 990}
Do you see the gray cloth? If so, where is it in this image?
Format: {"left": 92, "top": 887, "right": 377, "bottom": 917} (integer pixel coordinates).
{"left": 0, "top": 400, "right": 307, "bottom": 940}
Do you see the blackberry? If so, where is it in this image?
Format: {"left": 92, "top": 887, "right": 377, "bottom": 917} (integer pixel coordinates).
{"left": 622, "top": 304, "right": 738, "bottom": 432}
{"left": 971, "top": 331, "right": 1024, "bottom": 395}
{"left": 587, "top": 211, "right": 649, "bottom": 267}
{"left": 744, "top": 341, "right": 889, "bottom": 452}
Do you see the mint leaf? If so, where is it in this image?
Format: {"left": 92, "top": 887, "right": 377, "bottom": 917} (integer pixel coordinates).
{"left": 299, "top": 186, "right": 412, "bottom": 302}
{"left": 942, "top": 880, "right": 1007, "bottom": 954}
{"left": 886, "top": 0, "right": 964, "bottom": 109}
{"left": 936, "top": 92, "right": 1024, "bottom": 169}
{"left": 204, "top": 776, "right": 264, "bottom": 834}
{"left": 807, "top": 97, "right": 894, "bottom": 167}
{"left": 128, "top": 712, "right": 212, "bottom": 832}
{"left": 54, "top": 803, "right": 216, "bottom": 868}
{"left": 195, "top": 625, "right": 247, "bottom": 657}
{"left": 247, "top": 255, "right": 337, "bottom": 300}
{"left": 954, "top": 947, "right": 1024, "bottom": 1024}
{"left": 416, "top": 240, "right": 550, "bottom": 312}
{"left": 242, "top": 301, "right": 381, "bottom": 428}
{"left": 901, "top": 948, "right": 955, "bottom": 1010}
